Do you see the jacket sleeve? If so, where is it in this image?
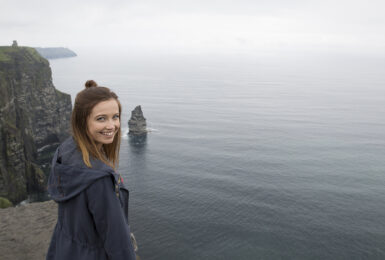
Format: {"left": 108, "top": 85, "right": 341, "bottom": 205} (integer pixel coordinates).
{"left": 86, "top": 175, "right": 136, "bottom": 260}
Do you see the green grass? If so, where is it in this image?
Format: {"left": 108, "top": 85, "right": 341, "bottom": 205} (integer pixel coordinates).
{"left": 0, "top": 46, "right": 47, "bottom": 64}
{"left": 24, "top": 47, "right": 47, "bottom": 63}
{"left": 0, "top": 47, "right": 14, "bottom": 62}
{"left": 0, "top": 197, "right": 13, "bottom": 208}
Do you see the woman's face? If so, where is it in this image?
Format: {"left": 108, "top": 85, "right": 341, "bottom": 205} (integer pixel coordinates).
{"left": 87, "top": 99, "right": 120, "bottom": 147}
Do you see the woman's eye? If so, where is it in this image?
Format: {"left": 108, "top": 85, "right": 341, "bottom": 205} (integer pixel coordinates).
{"left": 113, "top": 115, "right": 120, "bottom": 119}
{"left": 97, "top": 117, "right": 105, "bottom": 121}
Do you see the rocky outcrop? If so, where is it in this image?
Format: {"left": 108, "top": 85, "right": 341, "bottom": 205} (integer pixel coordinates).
{"left": 0, "top": 46, "right": 72, "bottom": 204}
{"left": 34, "top": 47, "right": 77, "bottom": 59}
{"left": 0, "top": 200, "right": 142, "bottom": 260}
{"left": 0, "top": 200, "right": 57, "bottom": 260}
{"left": 128, "top": 106, "right": 147, "bottom": 136}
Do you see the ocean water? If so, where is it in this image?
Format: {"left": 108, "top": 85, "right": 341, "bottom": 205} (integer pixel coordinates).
{"left": 50, "top": 50, "right": 385, "bottom": 260}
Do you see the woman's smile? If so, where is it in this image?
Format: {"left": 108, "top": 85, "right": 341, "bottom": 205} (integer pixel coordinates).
{"left": 100, "top": 131, "right": 114, "bottom": 136}
{"left": 87, "top": 99, "right": 121, "bottom": 146}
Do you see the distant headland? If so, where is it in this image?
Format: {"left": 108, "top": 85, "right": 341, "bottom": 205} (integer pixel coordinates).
{"left": 34, "top": 47, "right": 77, "bottom": 59}
{"left": 10, "top": 40, "right": 77, "bottom": 59}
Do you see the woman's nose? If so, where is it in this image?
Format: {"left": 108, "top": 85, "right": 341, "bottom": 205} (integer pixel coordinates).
{"left": 105, "top": 120, "right": 115, "bottom": 129}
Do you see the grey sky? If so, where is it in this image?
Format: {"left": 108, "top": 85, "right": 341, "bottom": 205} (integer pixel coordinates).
{"left": 1, "top": 0, "right": 384, "bottom": 54}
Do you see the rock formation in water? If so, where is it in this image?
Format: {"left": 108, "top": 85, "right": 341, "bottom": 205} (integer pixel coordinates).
{"left": 34, "top": 47, "right": 77, "bottom": 59}
{"left": 0, "top": 44, "right": 72, "bottom": 204}
{"left": 128, "top": 105, "right": 147, "bottom": 136}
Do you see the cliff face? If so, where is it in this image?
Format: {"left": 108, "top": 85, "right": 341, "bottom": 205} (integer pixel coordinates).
{"left": 0, "top": 46, "right": 72, "bottom": 204}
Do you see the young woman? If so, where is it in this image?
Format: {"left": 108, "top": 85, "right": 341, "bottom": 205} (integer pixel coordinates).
{"left": 46, "top": 80, "right": 137, "bottom": 260}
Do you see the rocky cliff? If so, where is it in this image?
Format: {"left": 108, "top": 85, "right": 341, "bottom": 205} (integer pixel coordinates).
{"left": 0, "top": 46, "right": 72, "bottom": 204}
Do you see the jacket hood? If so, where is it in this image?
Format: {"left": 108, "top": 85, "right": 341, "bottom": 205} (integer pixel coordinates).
{"left": 48, "top": 137, "right": 117, "bottom": 202}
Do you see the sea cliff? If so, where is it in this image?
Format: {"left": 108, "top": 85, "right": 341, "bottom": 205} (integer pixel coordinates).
{"left": 0, "top": 46, "right": 72, "bottom": 204}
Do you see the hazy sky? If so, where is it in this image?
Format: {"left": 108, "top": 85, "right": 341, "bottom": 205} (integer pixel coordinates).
{"left": 1, "top": 0, "right": 384, "bottom": 54}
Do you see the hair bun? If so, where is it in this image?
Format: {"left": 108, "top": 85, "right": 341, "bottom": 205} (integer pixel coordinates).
{"left": 85, "top": 80, "right": 98, "bottom": 89}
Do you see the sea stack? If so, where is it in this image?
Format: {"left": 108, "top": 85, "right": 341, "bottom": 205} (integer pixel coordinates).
{"left": 128, "top": 105, "right": 147, "bottom": 136}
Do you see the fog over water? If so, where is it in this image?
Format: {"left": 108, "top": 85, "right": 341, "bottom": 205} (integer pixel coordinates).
{"left": 1, "top": 0, "right": 385, "bottom": 55}
{"left": 50, "top": 50, "right": 385, "bottom": 259}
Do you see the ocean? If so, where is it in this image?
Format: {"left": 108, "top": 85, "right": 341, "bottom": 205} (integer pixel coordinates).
{"left": 50, "top": 50, "right": 385, "bottom": 259}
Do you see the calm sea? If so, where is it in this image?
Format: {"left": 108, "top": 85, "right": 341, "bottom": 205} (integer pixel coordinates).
{"left": 50, "top": 50, "right": 385, "bottom": 260}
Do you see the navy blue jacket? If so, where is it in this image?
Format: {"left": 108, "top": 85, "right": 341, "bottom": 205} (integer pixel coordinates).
{"left": 46, "top": 137, "right": 136, "bottom": 260}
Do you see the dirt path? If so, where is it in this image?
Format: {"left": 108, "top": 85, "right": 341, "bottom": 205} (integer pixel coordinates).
{"left": 0, "top": 200, "right": 57, "bottom": 260}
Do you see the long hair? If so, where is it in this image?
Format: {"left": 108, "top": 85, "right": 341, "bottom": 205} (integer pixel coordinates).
{"left": 71, "top": 80, "right": 121, "bottom": 169}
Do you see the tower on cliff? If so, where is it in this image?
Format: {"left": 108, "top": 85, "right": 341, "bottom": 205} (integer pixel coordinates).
{"left": 12, "top": 40, "right": 18, "bottom": 47}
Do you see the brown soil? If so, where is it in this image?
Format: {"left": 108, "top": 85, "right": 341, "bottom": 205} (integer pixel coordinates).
{"left": 0, "top": 200, "right": 57, "bottom": 260}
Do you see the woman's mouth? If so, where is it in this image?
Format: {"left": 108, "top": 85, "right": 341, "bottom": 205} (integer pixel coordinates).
{"left": 100, "top": 131, "right": 114, "bottom": 136}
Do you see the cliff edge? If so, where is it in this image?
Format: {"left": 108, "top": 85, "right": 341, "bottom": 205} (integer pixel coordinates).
{"left": 0, "top": 46, "right": 72, "bottom": 204}
{"left": 0, "top": 200, "right": 57, "bottom": 260}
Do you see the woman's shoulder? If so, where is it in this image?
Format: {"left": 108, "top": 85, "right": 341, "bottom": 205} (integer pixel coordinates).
{"left": 56, "top": 137, "right": 85, "bottom": 167}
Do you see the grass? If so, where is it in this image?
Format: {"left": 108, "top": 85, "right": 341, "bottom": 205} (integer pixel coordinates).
{"left": 0, "top": 47, "right": 14, "bottom": 62}
{"left": 0, "top": 197, "right": 13, "bottom": 208}
{"left": 0, "top": 46, "right": 47, "bottom": 64}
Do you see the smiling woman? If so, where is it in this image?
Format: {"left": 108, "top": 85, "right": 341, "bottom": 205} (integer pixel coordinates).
{"left": 87, "top": 99, "right": 121, "bottom": 148}
{"left": 46, "top": 80, "right": 138, "bottom": 260}
{"left": 71, "top": 80, "right": 122, "bottom": 168}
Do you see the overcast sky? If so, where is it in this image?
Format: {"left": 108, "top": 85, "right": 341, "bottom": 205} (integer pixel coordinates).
{"left": 1, "top": 0, "right": 384, "bottom": 54}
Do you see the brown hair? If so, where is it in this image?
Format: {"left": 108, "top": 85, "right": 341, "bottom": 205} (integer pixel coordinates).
{"left": 71, "top": 80, "right": 121, "bottom": 168}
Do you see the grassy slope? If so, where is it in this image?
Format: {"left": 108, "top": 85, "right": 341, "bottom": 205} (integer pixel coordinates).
{"left": 0, "top": 46, "right": 47, "bottom": 64}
